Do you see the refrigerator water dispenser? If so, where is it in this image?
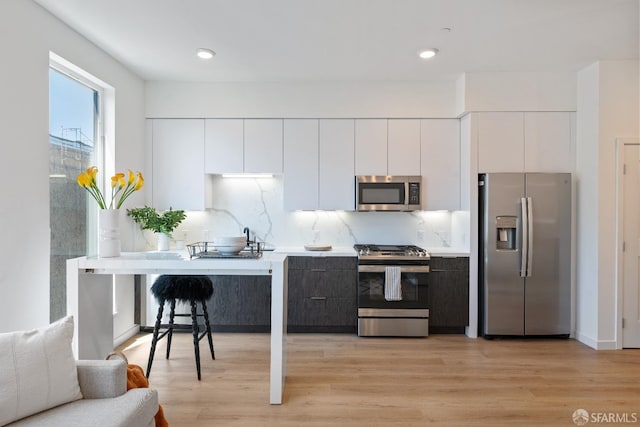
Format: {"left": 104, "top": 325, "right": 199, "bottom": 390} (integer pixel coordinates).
{"left": 496, "top": 216, "right": 517, "bottom": 250}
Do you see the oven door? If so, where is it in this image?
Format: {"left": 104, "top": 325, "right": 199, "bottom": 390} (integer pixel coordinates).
{"left": 357, "top": 264, "right": 429, "bottom": 309}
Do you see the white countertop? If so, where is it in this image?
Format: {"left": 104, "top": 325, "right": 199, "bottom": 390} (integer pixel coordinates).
{"left": 77, "top": 250, "right": 286, "bottom": 275}
{"left": 424, "top": 247, "right": 470, "bottom": 257}
{"left": 274, "top": 246, "right": 357, "bottom": 257}
{"left": 81, "top": 247, "right": 467, "bottom": 272}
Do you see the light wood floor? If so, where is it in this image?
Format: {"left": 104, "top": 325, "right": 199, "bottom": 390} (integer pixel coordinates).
{"left": 117, "top": 333, "right": 640, "bottom": 426}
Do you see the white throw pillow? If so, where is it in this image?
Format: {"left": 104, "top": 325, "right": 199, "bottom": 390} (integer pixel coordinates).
{"left": 0, "top": 315, "right": 82, "bottom": 425}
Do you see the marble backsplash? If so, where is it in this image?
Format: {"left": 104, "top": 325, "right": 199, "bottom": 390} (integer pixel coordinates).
{"left": 127, "top": 175, "right": 470, "bottom": 251}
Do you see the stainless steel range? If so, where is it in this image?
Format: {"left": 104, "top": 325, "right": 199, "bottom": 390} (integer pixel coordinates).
{"left": 354, "top": 244, "right": 430, "bottom": 337}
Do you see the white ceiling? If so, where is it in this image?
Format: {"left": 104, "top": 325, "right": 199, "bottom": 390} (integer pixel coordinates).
{"left": 34, "top": 0, "right": 639, "bottom": 83}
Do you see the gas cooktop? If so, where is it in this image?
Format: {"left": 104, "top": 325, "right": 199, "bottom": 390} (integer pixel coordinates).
{"left": 354, "top": 244, "right": 430, "bottom": 261}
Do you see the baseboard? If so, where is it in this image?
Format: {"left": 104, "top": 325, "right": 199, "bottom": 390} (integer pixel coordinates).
{"left": 114, "top": 324, "right": 140, "bottom": 348}
{"left": 575, "top": 331, "right": 618, "bottom": 350}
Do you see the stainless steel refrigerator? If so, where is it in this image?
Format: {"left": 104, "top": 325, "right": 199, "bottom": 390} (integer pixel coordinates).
{"left": 479, "top": 173, "right": 571, "bottom": 337}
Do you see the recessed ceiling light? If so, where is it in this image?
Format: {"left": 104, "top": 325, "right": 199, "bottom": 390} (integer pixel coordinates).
{"left": 418, "top": 48, "right": 439, "bottom": 59}
{"left": 196, "top": 48, "right": 216, "bottom": 60}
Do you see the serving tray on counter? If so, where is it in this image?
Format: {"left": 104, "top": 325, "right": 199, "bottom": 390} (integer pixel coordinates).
{"left": 303, "top": 244, "right": 332, "bottom": 251}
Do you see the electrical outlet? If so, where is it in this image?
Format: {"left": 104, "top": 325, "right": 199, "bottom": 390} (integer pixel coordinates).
{"left": 417, "top": 229, "right": 425, "bottom": 242}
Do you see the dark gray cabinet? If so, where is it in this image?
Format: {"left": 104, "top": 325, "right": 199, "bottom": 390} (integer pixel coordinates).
{"left": 206, "top": 275, "right": 271, "bottom": 332}
{"left": 428, "top": 256, "right": 469, "bottom": 333}
{"left": 287, "top": 256, "right": 357, "bottom": 333}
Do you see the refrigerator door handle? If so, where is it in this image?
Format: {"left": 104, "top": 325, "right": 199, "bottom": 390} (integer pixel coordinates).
{"left": 520, "top": 197, "right": 528, "bottom": 277}
{"left": 526, "top": 196, "right": 533, "bottom": 277}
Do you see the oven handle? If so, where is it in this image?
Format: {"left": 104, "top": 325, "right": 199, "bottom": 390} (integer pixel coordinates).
{"left": 358, "top": 265, "right": 430, "bottom": 273}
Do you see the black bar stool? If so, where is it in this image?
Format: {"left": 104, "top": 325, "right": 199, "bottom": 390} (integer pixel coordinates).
{"left": 147, "top": 275, "right": 215, "bottom": 380}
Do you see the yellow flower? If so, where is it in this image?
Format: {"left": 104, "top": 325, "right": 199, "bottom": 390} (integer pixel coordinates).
{"left": 111, "top": 173, "right": 125, "bottom": 189}
{"left": 87, "top": 166, "right": 98, "bottom": 181}
{"left": 134, "top": 172, "right": 145, "bottom": 191}
{"left": 77, "top": 172, "right": 91, "bottom": 188}
{"left": 77, "top": 166, "right": 144, "bottom": 210}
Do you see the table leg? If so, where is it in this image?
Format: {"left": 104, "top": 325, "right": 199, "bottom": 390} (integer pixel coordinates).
{"left": 67, "top": 259, "right": 114, "bottom": 359}
{"left": 269, "top": 257, "right": 288, "bottom": 404}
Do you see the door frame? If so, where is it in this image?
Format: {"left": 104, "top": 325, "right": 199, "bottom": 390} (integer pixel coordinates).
{"left": 615, "top": 137, "right": 640, "bottom": 349}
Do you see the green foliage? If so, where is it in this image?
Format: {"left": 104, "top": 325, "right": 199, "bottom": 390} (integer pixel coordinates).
{"left": 127, "top": 206, "right": 186, "bottom": 236}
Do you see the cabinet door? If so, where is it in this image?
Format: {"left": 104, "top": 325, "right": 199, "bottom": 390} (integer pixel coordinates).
{"left": 319, "top": 119, "right": 355, "bottom": 210}
{"left": 388, "top": 119, "right": 421, "bottom": 176}
{"left": 524, "top": 112, "right": 572, "bottom": 172}
{"left": 421, "top": 119, "right": 460, "bottom": 210}
{"left": 283, "top": 119, "right": 319, "bottom": 210}
{"left": 355, "top": 119, "right": 387, "bottom": 175}
{"left": 477, "top": 112, "right": 524, "bottom": 173}
{"left": 151, "top": 119, "right": 205, "bottom": 211}
{"left": 206, "top": 276, "right": 271, "bottom": 331}
{"left": 244, "top": 119, "right": 283, "bottom": 173}
{"left": 428, "top": 257, "right": 469, "bottom": 330}
{"left": 204, "top": 119, "right": 243, "bottom": 173}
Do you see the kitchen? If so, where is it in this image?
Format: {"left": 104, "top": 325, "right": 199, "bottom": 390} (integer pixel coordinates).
{"left": 1, "top": 0, "right": 639, "bottom": 425}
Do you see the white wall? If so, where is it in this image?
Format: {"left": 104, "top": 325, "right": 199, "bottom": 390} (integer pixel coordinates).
{"left": 457, "top": 72, "right": 577, "bottom": 115}
{"left": 145, "top": 80, "right": 459, "bottom": 119}
{"left": 575, "top": 63, "right": 601, "bottom": 347}
{"left": 0, "top": 0, "right": 145, "bottom": 333}
{"left": 576, "top": 60, "right": 639, "bottom": 349}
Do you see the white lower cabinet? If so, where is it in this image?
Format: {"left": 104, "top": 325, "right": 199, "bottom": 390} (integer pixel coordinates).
{"left": 150, "top": 119, "right": 210, "bottom": 211}
{"left": 420, "top": 119, "right": 461, "bottom": 211}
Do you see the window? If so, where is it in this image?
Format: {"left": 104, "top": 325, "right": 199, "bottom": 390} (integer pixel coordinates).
{"left": 49, "top": 58, "right": 104, "bottom": 321}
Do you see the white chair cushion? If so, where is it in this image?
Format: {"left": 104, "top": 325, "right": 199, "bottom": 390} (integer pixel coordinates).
{"left": 0, "top": 316, "right": 82, "bottom": 426}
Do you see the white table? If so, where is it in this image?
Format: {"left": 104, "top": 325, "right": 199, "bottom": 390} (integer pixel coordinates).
{"left": 66, "top": 252, "right": 288, "bottom": 404}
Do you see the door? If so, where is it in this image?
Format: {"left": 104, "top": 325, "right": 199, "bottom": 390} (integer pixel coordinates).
{"left": 481, "top": 173, "right": 525, "bottom": 336}
{"left": 524, "top": 173, "right": 571, "bottom": 335}
{"left": 622, "top": 143, "right": 640, "bottom": 347}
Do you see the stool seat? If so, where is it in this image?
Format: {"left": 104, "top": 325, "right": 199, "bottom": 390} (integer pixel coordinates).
{"left": 151, "top": 275, "right": 214, "bottom": 302}
{"left": 147, "top": 275, "right": 215, "bottom": 380}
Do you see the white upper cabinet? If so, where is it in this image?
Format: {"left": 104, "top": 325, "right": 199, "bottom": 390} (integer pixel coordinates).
{"left": 388, "top": 119, "right": 421, "bottom": 176}
{"left": 151, "top": 119, "right": 208, "bottom": 211}
{"left": 244, "top": 119, "right": 283, "bottom": 174}
{"left": 204, "top": 119, "right": 243, "bottom": 174}
{"left": 355, "top": 119, "right": 387, "bottom": 175}
{"left": 524, "top": 112, "right": 573, "bottom": 172}
{"left": 477, "top": 112, "right": 524, "bottom": 173}
{"left": 420, "top": 119, "right": 460, "bottom": 211}
{"left": 283, "top": 119, "right": 319, "bottom": 211}
{"left": 477, "top": 112, "right": 574, "bottom": 173}
{"left": 319, "top": 119, "right": 355, "bottom": 210}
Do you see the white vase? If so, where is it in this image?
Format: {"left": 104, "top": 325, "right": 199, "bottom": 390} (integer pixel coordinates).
{"left": 157, "top": 233, "right": 170, "bottom": 251}
{"left": 99, "top": 209, "right": 121, "bottom": 257}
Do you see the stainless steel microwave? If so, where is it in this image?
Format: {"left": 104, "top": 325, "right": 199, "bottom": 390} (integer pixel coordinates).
{"left": 356, "top": 176, "right": 422, "bottom": 211}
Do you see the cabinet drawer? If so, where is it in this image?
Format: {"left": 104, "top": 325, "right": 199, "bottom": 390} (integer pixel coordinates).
{"left": 429, "top": 256, "right": 469, "bottom": 271}
{"left": 288, "top": 269, "right": 356, "bottom": 298}
{"left": 287, "top": 256, "right": 357, "bottom": 270}
{"left": 288, "top": 297, "right": 356, "bottom": 326}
